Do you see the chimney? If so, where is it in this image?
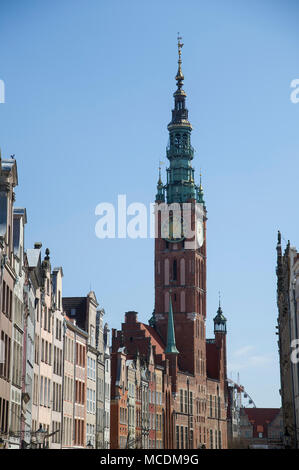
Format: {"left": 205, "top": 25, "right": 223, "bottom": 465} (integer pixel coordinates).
{"left": 125, "top": 311, "right": 138, "bottom": 323}
{"left": 34, "top": 242, "right": 42, "bottom": 249}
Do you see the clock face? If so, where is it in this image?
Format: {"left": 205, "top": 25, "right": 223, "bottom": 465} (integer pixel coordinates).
{"left": 196, "top": 219, "right": 204, "bottom": 248}
{"left": 161, "top": 215, "right": 185, "bottom": 242}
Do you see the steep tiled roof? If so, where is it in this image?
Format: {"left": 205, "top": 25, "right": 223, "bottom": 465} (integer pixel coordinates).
{"left": 140, "top": 323, "right": 166, "bottom": 358}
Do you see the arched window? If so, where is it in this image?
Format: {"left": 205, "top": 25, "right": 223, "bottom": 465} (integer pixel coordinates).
{"left": 165, "top": 291, "right": 169, "bottom": 313}
{"left": 180, "top": 291, "right": 185, "bottom": 312}
{"left": 164, "top": 259, "right": 169, "bottom": 285}
{"left": 180, "top": 258, "right": 185, "bottom": 285}
{"left": 183, "top": 133, "right": 187, "bottom": 147}
{"left": 174, "top": 134, "right": 181, "bottom": 148}
{"left": 173, "top": 259, "right": 177, "bottom": 281}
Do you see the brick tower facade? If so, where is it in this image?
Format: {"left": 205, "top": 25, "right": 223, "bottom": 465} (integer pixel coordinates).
{"left": 110, "top": 37, "right": 228, "bottom": 449}
{"left": 152, "top": 35, "right": 207, "bottom": 387}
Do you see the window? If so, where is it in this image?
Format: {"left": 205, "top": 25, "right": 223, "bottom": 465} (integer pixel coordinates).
{"left": 190, "top": 429, "right": 193, "bottom": 449}
{"left": 180, "top": 426, "right": 184, "bottom": 449}
{"left": 173, "top": 259, "right": 177, "bottom": 281}
{"left": 48, "top": 309, "right": 51, "bottom": 332}
{"left": 2, "top": 281, "right": 5, "bottom": 313}
{"left": 90, "top": 326, "right": 95, "bottom": 348}
{"left": 44, "top": 307, "right": 47, "bottom": 330}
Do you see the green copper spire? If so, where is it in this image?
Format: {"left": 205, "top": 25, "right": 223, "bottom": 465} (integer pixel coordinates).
{"left": 165, "top": 294, "right": 179, "bottom": 354}
{"left": 155, "top": 165, "right": 165, "bottom": 202}
{"left": 157, "top": 35, "right": 204, "bottom": 206}
{"left": 197, "top": 170, "right": 205, "bottom": 204}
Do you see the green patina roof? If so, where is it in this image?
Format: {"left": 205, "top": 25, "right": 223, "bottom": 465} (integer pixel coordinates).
{"left": 165, "top": 296, "right": 179, "bottom": 354}
{"left": 155, "top": 39, "right": 205, "bottom": 206}
{"left": 213, "top": 306, "right": 227, "bottom": 324}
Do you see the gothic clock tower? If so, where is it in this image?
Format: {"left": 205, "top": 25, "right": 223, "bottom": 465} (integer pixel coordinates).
{"left": 152, "top": 37, "right": 207, "bottom": 380}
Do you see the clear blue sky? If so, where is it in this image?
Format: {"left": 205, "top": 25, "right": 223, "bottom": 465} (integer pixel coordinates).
{"left": 0, "top": 0, "right": 298, "bottom": 407}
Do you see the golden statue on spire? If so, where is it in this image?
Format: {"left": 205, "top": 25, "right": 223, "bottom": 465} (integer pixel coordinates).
{"left": 176, "top": 32, "right": 184, "bottom": 88}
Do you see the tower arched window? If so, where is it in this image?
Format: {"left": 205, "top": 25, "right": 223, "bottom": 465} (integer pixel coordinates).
{"left": 164, "top": 291, "right": 169, "bottom": 313}
{"left": 180, "top": 258, "right": 185, "bottom": 285}
{"left": 174, "top": 134, "right": 181, "bottom": 148}
{"left": 180, "top": 291, "right": 185, "bottom": 312}
{"left": 183, "top": 133, "right": 187, "bottom": 148}
{"left": 164, "top": 259, "right": 169, "bottom": 285}
{"left": 173, "top": 259, "right": 177, "bottom": 281}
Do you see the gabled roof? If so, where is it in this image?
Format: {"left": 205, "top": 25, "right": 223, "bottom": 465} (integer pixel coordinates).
{"left": 140, "top": 323, "right": 165, "bottom": 359}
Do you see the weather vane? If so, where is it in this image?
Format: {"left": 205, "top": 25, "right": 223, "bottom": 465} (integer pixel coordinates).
{"left": 176, "top": 33, "right": 184, "bottom": 88}
{"left": 177, "top": 32, "right": 184, "bottom": 59}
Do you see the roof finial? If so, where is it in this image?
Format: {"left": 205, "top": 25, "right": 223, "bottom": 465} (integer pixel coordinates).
{"left": 175, "top": 33, "right": 184, "bottom": 89}
{"left": 158, "top": 160, "right": 164, "bottom": 185}
{"left": 197, "top": 169, "right": 205, "bottom": 204}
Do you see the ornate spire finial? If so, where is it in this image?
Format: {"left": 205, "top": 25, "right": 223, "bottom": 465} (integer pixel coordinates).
{"left": 177, "top": 32, "right": 184, "bottom": 59}
{"left": 175, "top": 33, "right": 184, "bottom": 89}
{"left": 158, "top": 160, "right": 164, "bottom": 185}
{"left": 197, "top": 169, "right": 205, "bottom": 204}
{"left": 156, "top": 161, "right": 165, "bottom": 202}
{"left": 218, "top": 290, "right": 221, "bottom": 308}
{"left": 199, "top": 169, "right": 203, "bottom": 190}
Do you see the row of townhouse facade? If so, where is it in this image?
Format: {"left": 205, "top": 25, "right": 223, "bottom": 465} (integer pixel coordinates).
{"left": 0, "top": 153, "right": 111, "bottom": 449}
{"left": 111, "top": 342, "right": 165, "bottom": 450}
{"left": 110, "top": 308, "right": 228, "bottom": 450}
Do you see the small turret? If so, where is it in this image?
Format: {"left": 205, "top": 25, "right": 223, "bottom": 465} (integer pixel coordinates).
{"left": 155, "top": 166, "right": 165, "bottom": 202}
{"left": 214, "top": 298, "right": 227, "bottom": 334}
